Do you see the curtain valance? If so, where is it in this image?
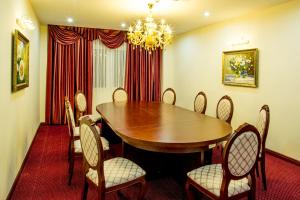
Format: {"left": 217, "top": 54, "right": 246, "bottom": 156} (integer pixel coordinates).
{"left": 49, "top": 25, "right": 126, "bottom": 48}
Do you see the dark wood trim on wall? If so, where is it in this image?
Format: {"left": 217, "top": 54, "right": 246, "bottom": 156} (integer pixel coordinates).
{"left": 266, "top": 148, "right": 300, "bottom": 166}
{"left": 6, "top": 123, "right": 43, "bottom": 200}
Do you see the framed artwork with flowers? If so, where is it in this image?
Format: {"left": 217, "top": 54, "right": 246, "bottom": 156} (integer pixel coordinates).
{"left": 12, "top": 29, "right": 29, "bottom": 92}
{"left": 222, "top": 48, "right": 258, "bottom": 87}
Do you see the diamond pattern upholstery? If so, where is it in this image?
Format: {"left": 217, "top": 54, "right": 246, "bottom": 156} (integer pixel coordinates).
{"left": 86, "top": 157, "right": 146, "bottom": 188}
{"left": 217, "top": 99, "right": 231, "bottom": 122}
{"left": 162, "top": 90, "right": 175, "bottom": 105}
{"left": 76, "top": 93, "right": 87, "bottom": 112}
{"left": 75, "top": 136, "right": 109, "bottom": 153}
{"left": 80, "top": 124, "right": 100, "bottom": 167}
{"left": 256, "top": 109, "right": 266, "bottom": 136}
{"left": 228, "top": 131, "right": 259, "bottom": 176}
{"left": 194, "top": 94, "right": 206, "bottom": 113}
{"left": 113, "top": 89, "right": 128, "bottom": 102}
{"left": 78, "top": 118, "right": 109, "bottom": 150}
{"left": 187, "top": 164, "right": 250, "bottom": 197}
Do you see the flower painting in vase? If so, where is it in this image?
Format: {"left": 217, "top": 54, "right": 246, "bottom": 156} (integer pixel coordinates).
{"left": 222, "top": 48, "right": 258, "bottom": 87}
{"left": 12, "top": 30, "right": 29, "bottom": 92}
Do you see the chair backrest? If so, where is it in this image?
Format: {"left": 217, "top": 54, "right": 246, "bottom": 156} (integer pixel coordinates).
{"left": 216, "top": 95, "right": 233, "bottom": 124}
{"left": 194, "top": 91, "right": 207, "bottom": 114}
{"left": 65, "top": 97, "right": 72, "bottom": 136}
{"left": 80, "top": 116, "right": 105, "bottom": 185}
{"left": 162, "top": 88, "right": 176, "bottom": 105}
{"left": 223, "top": 123, "right": 261, "bottom": 179}
{"left": 112, "top": 87, "right": 128, "bottom": 102}
{"left": 255, "top": 105, "right": 270, "bottom": 152}
{"left": 75, "top": 91, "right": 87, "bottom": 113}
{"left": 65, "top": 97, "right": 76, "bottom": 134}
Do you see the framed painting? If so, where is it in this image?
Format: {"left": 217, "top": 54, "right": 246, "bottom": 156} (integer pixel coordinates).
{"left": 12, "top": 29, "right": 29, "bottom": 92}
{"left": 222, "top": 48, "right": 258, "bottom": 87}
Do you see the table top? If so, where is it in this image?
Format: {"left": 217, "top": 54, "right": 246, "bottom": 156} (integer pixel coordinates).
{"left": 97, "top": 102, "right": 232, "bottom": 153}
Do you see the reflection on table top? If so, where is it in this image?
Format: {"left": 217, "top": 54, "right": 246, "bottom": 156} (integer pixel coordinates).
{"left": 97, "top": 102, "right": 232, "bottom": 153}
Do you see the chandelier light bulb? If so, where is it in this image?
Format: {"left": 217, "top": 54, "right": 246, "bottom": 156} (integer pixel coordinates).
{"left": 128, "top": 26, "right": 133, "bottom": 32}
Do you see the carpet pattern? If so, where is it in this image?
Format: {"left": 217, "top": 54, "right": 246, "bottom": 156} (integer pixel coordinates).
{"left": 10, "top": 125, "right": 300, "bottom": 200}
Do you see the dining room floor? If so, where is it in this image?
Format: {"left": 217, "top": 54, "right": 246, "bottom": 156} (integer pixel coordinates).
{"left": 9, "top": 124, "right": 300, "bottom": 200}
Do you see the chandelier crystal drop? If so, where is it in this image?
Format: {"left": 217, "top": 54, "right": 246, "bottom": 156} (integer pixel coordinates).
{"left": 127, "top": 3, "right": 173, "bottom": 52}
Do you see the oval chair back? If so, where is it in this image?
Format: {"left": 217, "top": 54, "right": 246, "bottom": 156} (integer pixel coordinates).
{"left": 162, "top": 88, "right": 176, "bottom": 105}
{"left": 221, "top": 123, "right": 261, "bottom": 197}
{"left": 216, "top": 95, "right": 234, "bottom": 124}
{"left": 80, "top": 117, "right": 105, "bottom": 188}
{"left": 75, "top": 91, "right": 88, "bottom": 124}
{"left": 112, "top": 87, "right": 128, "bottom": 102}
{"left": 194, "top": 91, "right": 207, "bottom": 114}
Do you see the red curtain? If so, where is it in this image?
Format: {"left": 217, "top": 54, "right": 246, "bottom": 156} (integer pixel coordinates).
{"left": 46, "top": 25, "right": 126, "bottom": 124}
{"left": 125, "top": 44, "right": 162, "bottom": 102}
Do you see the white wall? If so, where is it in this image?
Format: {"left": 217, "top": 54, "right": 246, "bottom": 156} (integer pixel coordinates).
{"left": 163, "top": 0, "right": 300, "bottom": 160}
{"left": 39, "top": 25, "right": 47, "bottom": 122}
{"left": 0, "top": 0, "right": 40, "bottom": 198}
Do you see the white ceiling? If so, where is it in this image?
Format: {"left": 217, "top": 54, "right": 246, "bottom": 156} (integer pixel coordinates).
{"left": 30, "top": 0, "right": 290, "bottom": 34}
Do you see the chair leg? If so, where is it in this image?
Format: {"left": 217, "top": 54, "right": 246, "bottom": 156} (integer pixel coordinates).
{"left": 249, "top": 173, "right": 256, "bottom": 200}
{"left": 204, "top": 149, "right": 213, "bottom": 165}
{"left": 185, "top": 181, "right": 194, "bottom": 200}
{"left": 138, "top": 179, "right": 147, "bottom": 200}
{"left": 255, "top": 162, "right": 259, "bottom": 177}
{"left": 81, "top": 178, "right": 89, "bottom": 200}
{"left": 98, "top": 188, "right": 105, "bottom": 200}
{"left": 68, "top": 154, "right": 74, "bottom": 185}
{"left": 68, "top": 140, "right": 71, "bottom": 162}
{"left": 261, "top": 158, "right": 267, "bottom": 190}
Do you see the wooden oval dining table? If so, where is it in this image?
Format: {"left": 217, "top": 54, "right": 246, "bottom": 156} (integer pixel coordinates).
{"left": 96, "top": 101, "right": 232, "bottom": 154}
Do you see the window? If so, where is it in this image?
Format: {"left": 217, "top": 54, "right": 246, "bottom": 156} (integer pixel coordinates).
{"left": 92, "top": 39, "right": 127, "bottom": 109}
{"left": 93, "top": 39, "right": 126, "bottom": 88}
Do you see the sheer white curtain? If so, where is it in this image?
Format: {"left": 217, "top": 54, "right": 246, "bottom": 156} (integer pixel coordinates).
{"left": 92, "top": 39, "right": 126, "bottom": 114}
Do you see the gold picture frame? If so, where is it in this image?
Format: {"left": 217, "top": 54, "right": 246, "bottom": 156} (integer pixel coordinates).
{"left": 12, "top": 29, "right": 29, "bottom": 92}
{"left": 222, "top": 48, "right": 258, "bottom": 87}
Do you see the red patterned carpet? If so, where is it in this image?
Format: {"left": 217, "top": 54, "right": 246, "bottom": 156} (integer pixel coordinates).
{"left": 10, "top": 125, "right": 300, "bottom": 200}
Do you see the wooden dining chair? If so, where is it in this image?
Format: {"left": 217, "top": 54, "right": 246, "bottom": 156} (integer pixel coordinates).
{"left": 75, "top": 90, "right": 101, "bottom": 125}
{"left": 112, "top": 87, "right": 128, "bottom": 102}
{"left": 194, "top": 91, "right": 207, "bottom": 114}
{"left": 216, "top": 95, "right": 234, "bottom": 124}
{"left": 65, "top": 97, "right": 109, "bottom": 185}
{"left": 65, "top": 97, "right": 83, "bottom": 185}
{"left": 162, "top": 88, "right": 176, "bottom": 105}
{"left": 255, "top": 105, "right": 270, "bottom": 190}
{"left": 186, "top": 123, "right": 261, "bottom": 200}
{"left": 80, "top": 116, "right": 147, "bottom": 200}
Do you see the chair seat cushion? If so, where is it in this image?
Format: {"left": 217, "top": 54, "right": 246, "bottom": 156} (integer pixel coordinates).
{"left": 74, "top": 127, "right": 80, "bottom": 137}
{"left": 100, "top": 136, "right": 110, "bottom": 151}
{"left": 88, "top": 114, "right": 102, "bottom": 122}
{"left": 79, "top": 114, "right": 102, "bottom": 123}
{"left": 74, "top": 136, "right": 109, "bottom": 152}
{"left": 187, "top": 164, "right": 250, "bottom": 197}
{"left": 74, "top": 139, "right": 82, "bottom": 153}
{"left": 86, "top": 157, "right": 146, "bottom": 188}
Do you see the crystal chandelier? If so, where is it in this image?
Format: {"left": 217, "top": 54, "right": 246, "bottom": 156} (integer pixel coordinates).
{"left": 127, "top": 2, "right": 173, "bottom": 52}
